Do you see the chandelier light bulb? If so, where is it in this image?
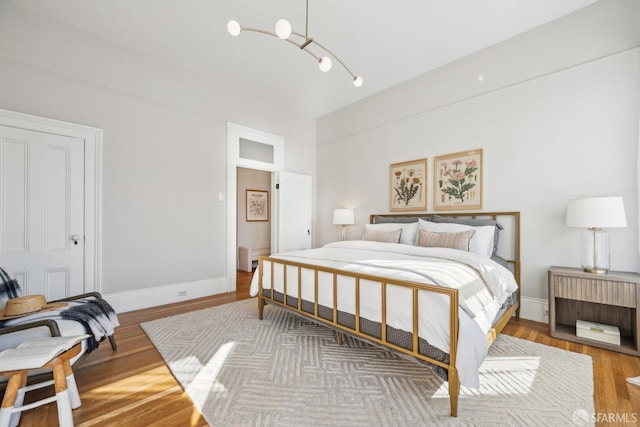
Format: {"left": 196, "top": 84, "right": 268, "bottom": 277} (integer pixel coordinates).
{"left": 318, "top": 56, "right": 332, "bottom": 72}
{"left": 353, "top": 76, "right": 363, "bottom": 87}
{"left": 227, "top": 20, "right": 241, "bottom": 36}
{"left": 275, "top": 19, "right": 292, "bottom": 39}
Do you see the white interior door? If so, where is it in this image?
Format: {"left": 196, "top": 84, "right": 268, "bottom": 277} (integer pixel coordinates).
{"left": 277, "top": 171, "right": 312, "bottom": 252}
{"left": 0, "top": 125, "right": 85, "bottom": 299}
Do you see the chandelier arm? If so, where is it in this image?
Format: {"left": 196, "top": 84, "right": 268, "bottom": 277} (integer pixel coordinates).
{"left": 234, "top": 24, "right": 361, "bottom": 84}
{"left": 307, "top": 39, "right": 357, "bottom": 79}
{"left": 290, "top": 31, "right": 351, "bottom": 75}
{"left": 241, "top": 28, "right": 320, "bottom": 60}
{"left": 290, "top": 31, "right": 311, "bottom": 43}
{"left": 242, "top": 27, "right": 282, "bottom": 38}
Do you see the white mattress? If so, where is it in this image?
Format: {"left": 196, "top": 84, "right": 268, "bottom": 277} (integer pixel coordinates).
{"left": 250, "top": 240, "right": 518, "bottom": 388}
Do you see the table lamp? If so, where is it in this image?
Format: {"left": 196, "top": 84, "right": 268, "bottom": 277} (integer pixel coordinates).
{"left": 332, "top": 209, "right": 355, "bottom": 241}
{"left": 565, "top": 196, "right": 627, "bottom": 274}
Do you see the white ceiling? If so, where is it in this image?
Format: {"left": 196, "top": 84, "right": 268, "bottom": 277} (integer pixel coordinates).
{"left": 11, "top": 0, "right": 598, "bottom": 118}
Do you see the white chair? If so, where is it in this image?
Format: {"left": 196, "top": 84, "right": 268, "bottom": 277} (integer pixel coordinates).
{"left": 0, "top": 291, "right": 118, "bottom": 363}
{"left": 0, "top": 266, "right": 117, "bottom": 359}
{"left": 0, "top": 268, "right": 118, "bottom": 425}
{"left": 0, "top": 343, "right": 82, "bottom": 427}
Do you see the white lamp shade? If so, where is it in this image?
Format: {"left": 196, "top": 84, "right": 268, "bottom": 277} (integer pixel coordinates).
{"left": 318, "top": 56, "right": 332, "bottom": 72}
{"left": 566, "top": 197, "right": 627, "bottom": 228}
{"left": 332, "top": 209, "right": 354, "bottom": 225}
{"left": 353, "top": 76, "right": 363, "bottom": 87}
{"left": 227, "top": 20, "right": 241, "bottom": 36}
{"left": 275, "top": 19, "right": 292, "bottom": 39}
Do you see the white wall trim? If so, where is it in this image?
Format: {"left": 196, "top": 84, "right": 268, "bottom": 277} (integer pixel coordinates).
{"left": 520, "top": 296, "right": 549, "bottom": 324}
{"left": 103, "top": 277, "right": 228, "bottom": 313}
{"left": 0, "top": 108, "right": 103, "bottom": 293}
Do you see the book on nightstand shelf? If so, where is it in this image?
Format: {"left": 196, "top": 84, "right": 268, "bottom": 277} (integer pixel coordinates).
{"left": 576, "top": 320, "right": 620, "bottom": 346}
{"left": 0, "top": 334, "right": 89, "bottom": 371}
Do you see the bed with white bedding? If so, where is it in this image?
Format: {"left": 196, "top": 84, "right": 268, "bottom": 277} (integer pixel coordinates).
{"left": 250, "top": 211, "right": 521, "bottom": 417}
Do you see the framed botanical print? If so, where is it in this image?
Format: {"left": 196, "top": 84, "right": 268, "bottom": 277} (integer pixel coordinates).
{"left": 434, "top": 149, "right": 483, "bottom": 211}
{"left": 389, "top": 158, "right": 427, "bottom": 212}
{"left": 246, "top": 189, "right": 269, "bottom": 221}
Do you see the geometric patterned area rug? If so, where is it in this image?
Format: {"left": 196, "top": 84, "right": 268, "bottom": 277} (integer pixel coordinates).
{"left": 141, "top": 298, "right": 595, "bottom": 427}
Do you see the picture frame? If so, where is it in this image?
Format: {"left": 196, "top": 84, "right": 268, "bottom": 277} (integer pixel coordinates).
{"left": 434, "top": 149, "right": 483, "bottom": 211}
{"left": 246, "top": 189, "right": 269, "bottom": 221}
{"left": 389, "top": 158, "right": 427, "bottom": 212}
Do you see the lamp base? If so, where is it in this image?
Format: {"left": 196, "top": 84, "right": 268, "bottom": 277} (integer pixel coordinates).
{"left": 582, "top": 267, "right": 608, "bottom": 274}
{"left": 580, "top": 228, "right": 610, "bottom": 274}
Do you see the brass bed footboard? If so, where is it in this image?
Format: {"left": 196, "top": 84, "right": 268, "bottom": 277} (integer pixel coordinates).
{"left": 258, "top": 257, "right": 464, "bottom": 415}
{"left": 256, "top": 211, "right": 520, "bottom": 417}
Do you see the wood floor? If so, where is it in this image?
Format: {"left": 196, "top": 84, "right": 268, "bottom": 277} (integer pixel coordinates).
{"left": 4, "top": 271, "right": 640, "bottom": 426}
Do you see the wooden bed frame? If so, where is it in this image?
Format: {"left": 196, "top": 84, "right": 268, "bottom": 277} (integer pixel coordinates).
{"left": 257, "top": 211, "right": 520, "bottom": 417}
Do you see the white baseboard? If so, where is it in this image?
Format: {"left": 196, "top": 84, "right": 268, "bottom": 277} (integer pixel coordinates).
{"left": 103, "top": 276, "right": 228, "bottom": 313}
{"left": 520, "top": 296, "right": 549, "bottom": 324}
{"left": 103, "top": 279, "right": 550, "bottom": 323}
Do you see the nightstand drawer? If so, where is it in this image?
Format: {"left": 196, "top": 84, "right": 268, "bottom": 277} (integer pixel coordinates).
{"left": 552, "top": 275, "right": 637, "bottom": 308}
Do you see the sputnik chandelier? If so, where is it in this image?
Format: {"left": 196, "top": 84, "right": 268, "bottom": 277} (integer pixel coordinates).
{"left": 227, "top": 0, "right": 363, "bottom": 87}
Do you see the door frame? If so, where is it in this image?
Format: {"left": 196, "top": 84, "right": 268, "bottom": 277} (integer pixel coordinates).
{"left": 226, "top": 122, "right": 284, "bottom": 292}
{"left": 0, "top": 108, "right": 103, "bottom": 293}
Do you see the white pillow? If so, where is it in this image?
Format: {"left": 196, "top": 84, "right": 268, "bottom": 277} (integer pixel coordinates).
{"left": 366, "top": 222, "right": 418, "bottom": 245}
{"left": 418, "top": 219, "right": 494, "bottom": 257}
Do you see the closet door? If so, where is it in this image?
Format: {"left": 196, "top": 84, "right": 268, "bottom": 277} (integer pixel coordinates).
{"left": 0, "top": 125, "right": 85, "bottom": 299}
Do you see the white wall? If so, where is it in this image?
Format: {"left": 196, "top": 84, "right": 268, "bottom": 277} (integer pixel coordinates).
{"left": 316, "top": 0, "right": 640, "bottom": 318}
{"left": 0, "top": 2, "right": 315, "bottom": 309}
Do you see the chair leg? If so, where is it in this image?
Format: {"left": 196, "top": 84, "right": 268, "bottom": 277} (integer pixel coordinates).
{"left": 53, "top": 362, "right": 74, "bottom": 427}
{"left": 8, "top": 374, "right": 26, "bottom": 427}
{"left": 0, "top": 373, "right": 25, "bottom": 427}
{"left": 0, "top": 407, "right": 12, "bottom": 427}
{"left": 108, "top": 334, "right": 117, "bottom": 351}
{"left": 55, "top": 389, "right": 73, "bottom": 427}
{"left": 64, "top": 360, "right": 81, "bottom": 409}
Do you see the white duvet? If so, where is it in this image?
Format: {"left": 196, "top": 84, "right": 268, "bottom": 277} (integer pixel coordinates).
{"left": 249, "top": 240, "right": 518, "bottom": 388}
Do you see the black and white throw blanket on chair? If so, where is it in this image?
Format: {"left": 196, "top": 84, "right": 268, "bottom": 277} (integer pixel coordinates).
{"left": 0, "top": 267, "right": 21, "bottom": 306}
{"left": 0, "top": 267, "right": 120, "bottom": 352}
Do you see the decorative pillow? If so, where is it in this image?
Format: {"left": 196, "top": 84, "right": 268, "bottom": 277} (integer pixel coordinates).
{"left": 429, "top": 215, "right": 503, "bottom": 230}
{"left": 415, "top": 229, "right": 475, "bottom": 251}
{"left": 366, "top": 222, "right": 418, "bottom": 245}
{"left": 429, "top": 215, "right": 502, "bottom": 257}
{"left": 373, "top": 215, "right": 419, "bottom": 224}
{"left": 362, "top": 228, "right": 402, "bottom": 244}
{"left": 418, "top": 219, "right": 494, "bottom": 257}
{"left": 373, "top": 215, "right": 435, "bottom": 224}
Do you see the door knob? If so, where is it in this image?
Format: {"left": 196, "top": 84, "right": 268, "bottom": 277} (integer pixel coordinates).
{"left": 71, "top": 234, "right": 81, "bottom": 245}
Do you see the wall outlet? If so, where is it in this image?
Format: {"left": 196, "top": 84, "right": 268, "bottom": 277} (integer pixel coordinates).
{"left": 177, "top": 290, "right": 188, "bottom": 297}
{"left": 543, "top": 308, "right": 549, "bottom": 316}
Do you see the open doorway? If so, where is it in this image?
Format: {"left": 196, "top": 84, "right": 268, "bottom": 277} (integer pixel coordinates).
{"left": 226, "top": 122, "right": 284, "bottom": 293}
{"left": 236, "top": 167, "right": 272, "bottom": 273}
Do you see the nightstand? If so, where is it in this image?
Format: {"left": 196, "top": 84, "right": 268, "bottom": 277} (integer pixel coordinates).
{"left": 548, "top": 266, "right": 640, "bottom": 356}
